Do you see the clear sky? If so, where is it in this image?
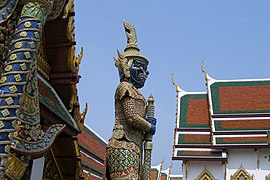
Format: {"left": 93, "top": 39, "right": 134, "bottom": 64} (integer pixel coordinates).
{"left": 75, "top": 1, "right": 270, "bottom": 175}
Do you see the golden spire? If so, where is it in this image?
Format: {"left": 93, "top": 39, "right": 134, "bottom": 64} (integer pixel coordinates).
{"left": 201, "top": 59, "right": 209, "bottom": 81}
{"left": 168, "top": 162, "right": 173, "bottom": 177}
{"left": 171, "top": 73, "right": 180, "bottom": 93}
{"left": 159, "top": 157, "right": 164, "bottom": 178}
{"left": 74, "top": 47, "right": 83, "bottom": 71}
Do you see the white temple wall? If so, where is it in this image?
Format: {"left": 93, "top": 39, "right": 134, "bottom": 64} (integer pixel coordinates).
{"left": 182, "top": 148, "right": 270, "bottom": 180}
{"left": 227, "top": 148, "right": 270, "bottom": 180}
{"left": 183, "top": 161, "right": 224, "bottom": 180}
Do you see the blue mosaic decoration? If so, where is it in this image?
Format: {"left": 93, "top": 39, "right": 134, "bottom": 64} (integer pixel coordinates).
{"left": 0, "top": 1, "right": 65, "bottom": 179}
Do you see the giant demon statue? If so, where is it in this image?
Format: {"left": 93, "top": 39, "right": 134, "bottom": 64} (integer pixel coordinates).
{"left": 106, "top": 21, "right": 157, "bottom": 180}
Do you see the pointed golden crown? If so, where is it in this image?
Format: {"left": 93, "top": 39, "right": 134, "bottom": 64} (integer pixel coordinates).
{"left": 123, "top": 21, "right": 148, "bottom": 64}
{"left": 114, "top": 21, "right": 148, "bottom": 79}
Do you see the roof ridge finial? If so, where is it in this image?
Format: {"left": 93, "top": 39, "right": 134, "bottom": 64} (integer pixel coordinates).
{"left": 168, "top": 162, "right": 173, "bottom": 176}
{"left": 171, "top": 73, "right": 181, "bottom": 93}
{"left": 201, "top": 59, "right": 209, "bottom": 81}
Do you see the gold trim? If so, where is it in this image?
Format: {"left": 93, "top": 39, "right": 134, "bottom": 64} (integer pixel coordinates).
{"left": 6, "top": 153, "right": 28, "bottom": 179}
{"left": 6, "top": 60, "right": 31, "bottom": 65}
{"left": 2, "top": 71, "right": 29, "bottom": 76}
{"left": 231, "top": 165, "right": 253, "bottom": 180}
{"left": 0, "top": 105, "right": 20, "bottom": 109}
{"left": 0, "top": 129, "right": 14, "bottom": 133}
{"left": 255, "top": 148, "right": 260, "bottom": 169}
{"left": 50, "top": 149, "right": 64, "bottom": 180}
{"left": 185, "top": 161, "right": 188, "bottom": 180}
{"left": 7, "top": 48, "right": 36, "bottom": 56}
{"left": 0, "top": 141, "right": 11, "bottom": 145}
{"left": 15, "top": 28, "right": 42, "bottom": 34}
{"left": 195, "top": 168, "right": 215, "bottom": 180}
{"left": 0, "top": 93, "right": 22, "bottom": 98}
{"left": 0, "top": 82, "right": 27, "bottom": 87}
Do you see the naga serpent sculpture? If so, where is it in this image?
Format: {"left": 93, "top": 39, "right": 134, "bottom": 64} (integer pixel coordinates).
{"left": 0, "top": 1, "right": 67, "bottom": 179}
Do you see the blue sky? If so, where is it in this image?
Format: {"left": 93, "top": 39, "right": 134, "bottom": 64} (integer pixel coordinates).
{"left": 75, "top": 1, "right": 270, "bottom": 174}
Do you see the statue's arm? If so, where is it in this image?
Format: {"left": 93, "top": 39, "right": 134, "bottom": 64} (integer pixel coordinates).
{"left": 121, "top": 96, "right": 151, "bottom": 132}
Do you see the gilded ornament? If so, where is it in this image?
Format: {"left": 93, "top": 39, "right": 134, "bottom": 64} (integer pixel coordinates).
{"left": 0, "top": 76, "right": 6, "bottom": 83}
{"left": 0, "top": 121, "right": 4, "bottom": 129}
{"left": 13, "top": 132, "right": 18, "bottom": 137}
{"left": 1, "top": 109, "right": 10, "bottom": 117}
{"left": 9, "top": 85, "right": 18, "bottom": 93}
{"left": 14, "top": 74, "right": 22, "bottom": 82}
{"left": 0, "top": 1, "right": 72, "bottom": 178}
{"left": 29, "top": 42, "right": 35, "bottom": 48}
{"left": 7, "top": 8, "right": 12, "bottom": 13}
{"left": 14, "top": 42, "right": 22, "bottom": 49}
{"left": 24, "top": 143, "right": 30, "bottom": 149}
{"left": 24, "top": 52, "right": 31, "bottom": 59}
{"left": 24, "top": 21, "right": 31, "bottom": 28}
{"left": 14, "top": 140, "right": 20, "bottom": 147}
{"left": 8, "top": 133, "right": 13, "bottom": 140}
{"left": 37, "top": 23, "right": 42, "bottom": 29}
{"left": 19, "top": 31, "right": 27, "bottom": 37}
{"left": 231, "top": 166, "right": 253, "bottom": 180}
{"left": 4, "top": 145, "right": 10, "bottom": 153}
{"left": 1, "top": 157, "right": 8, "bottom": 167}
{"left": 12, "top": 121, "right": 20, "bottom": 130}
{"left": 9, "top": 54, "right": 17, "bottom": 60}
{"left": 34, "top": 32, "right": 39, "bottom": 38}
{"left": 6, "top": 154, "right": 28, "bottom": 179}
{"left": 20, "top": 63, "right": 27, "bottom": 70}
{"left": 8, "top": 85, "right": 18, "bottom": 93}
{"left": 2, "top": 13, "right": 7, "bottom": 19}
{"left": 5, "top": 65, "right": 12, "bottom": 72}
{"left": 0, "top": 0, "right": 9, "bottom": 8}
{"left": 5, "top": 97, "right": 14, "bottom": 105}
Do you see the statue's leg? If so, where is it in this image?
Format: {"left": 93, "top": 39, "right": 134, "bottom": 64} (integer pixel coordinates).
{"left": 0, "top": 1, "right": 64, "bottom": 179}
{"left": 107, "top": 140, "right": 141, "bottom": 180}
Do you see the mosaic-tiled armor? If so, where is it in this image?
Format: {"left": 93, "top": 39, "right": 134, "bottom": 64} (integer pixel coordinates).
{"left": 107, "top": 21, "right": 156, "bottom": 180}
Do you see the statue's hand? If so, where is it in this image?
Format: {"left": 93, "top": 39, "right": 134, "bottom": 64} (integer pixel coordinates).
{"left": 150, "top": 124, "right": 156, "bottom": 135}
{"left": 147, "top": 117, "right": 157, "bottom": 126}
{"left": 147, "top": 117, "right": 157, "bottom": 135}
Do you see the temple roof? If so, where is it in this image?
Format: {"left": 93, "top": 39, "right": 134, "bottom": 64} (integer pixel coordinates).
{"left": 172, "top": 77, "right": 270, "bottom": 161}
{"left": 207, "top": 78, "right": 270, "bottom": 115}
{"left": 38, "top": 73, "right": 79, "bottom": 131}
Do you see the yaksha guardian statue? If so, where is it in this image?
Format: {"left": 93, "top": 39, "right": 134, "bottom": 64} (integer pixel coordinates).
{"left": 106, "top": 21, "right": 157, "bottom": 180}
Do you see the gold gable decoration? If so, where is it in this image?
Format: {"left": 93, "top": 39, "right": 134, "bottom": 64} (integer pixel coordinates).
{"left": 196, "top": 168, "right": 215, "bottom": 180}
{"left": 230, "top": 166, "right": 253, "bottom": 180}
{"left": 37, "top": 36, "right": 51, "bottom": 80}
